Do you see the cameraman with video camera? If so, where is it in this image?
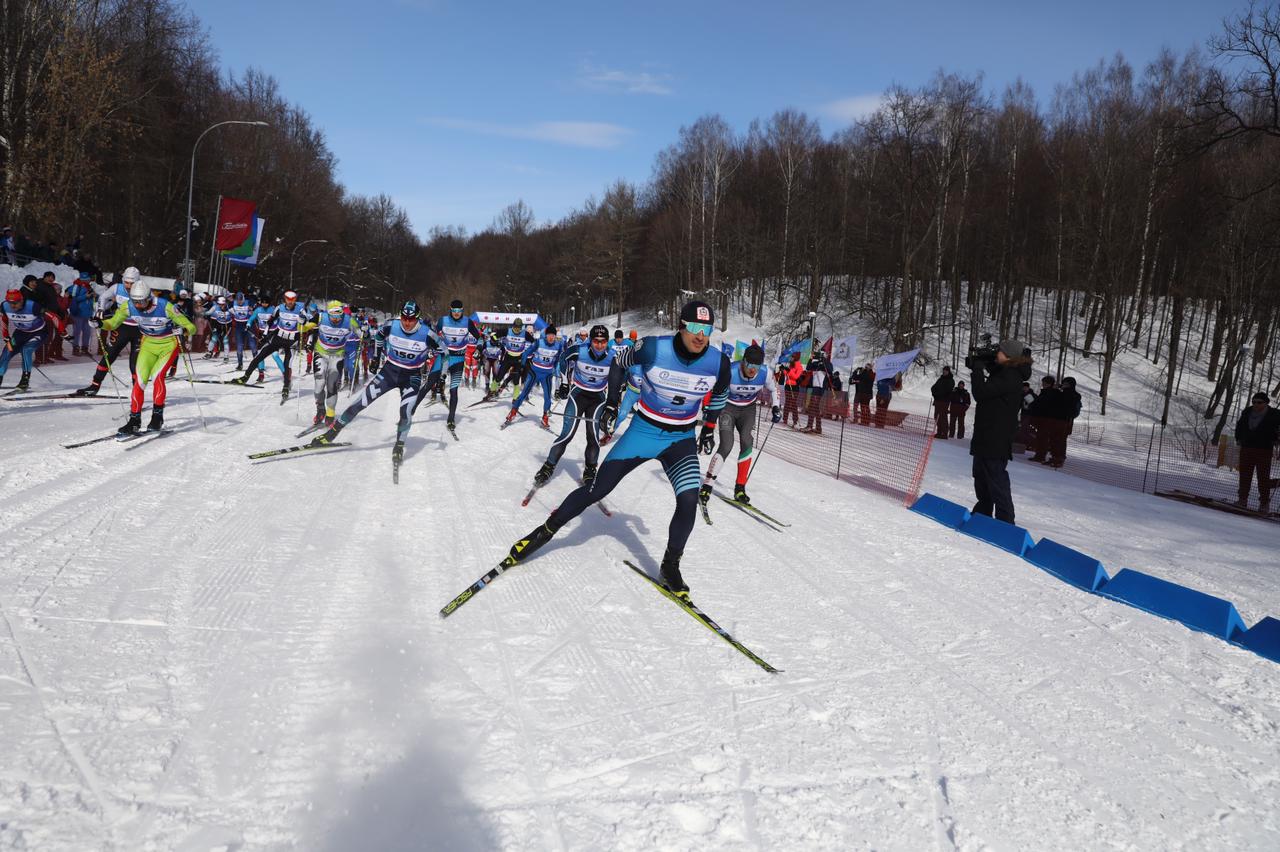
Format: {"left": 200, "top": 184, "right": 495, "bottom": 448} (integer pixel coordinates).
{"left": 965, "top": 335, "right": 1034, "bottom": 524}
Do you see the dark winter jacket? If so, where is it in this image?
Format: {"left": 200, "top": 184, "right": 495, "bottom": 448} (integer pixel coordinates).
{"left": 969, "top": 359, "right": 1034, "bottom": 460}
{"left": 1027, "top": 387, "right": 1061, "bottom": 419}
{"left": 852, "top": 368, "right": 875, "bottom": 400}
{"left": 1235, "top": 406, "right": 1280, "bottom": 450}
{"left": 930, "top": 372, "right": 955, "bottom": 402}
{"left": 949, "top": 387, "right": 971, "bottom": 411}
{"left": 1054, "top": 388, "right": 1082, "bottom": 422}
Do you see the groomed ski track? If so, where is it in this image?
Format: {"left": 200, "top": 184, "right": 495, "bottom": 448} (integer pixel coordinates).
{"left": 1, "top": 361, "right": 1277, "bottom": 850}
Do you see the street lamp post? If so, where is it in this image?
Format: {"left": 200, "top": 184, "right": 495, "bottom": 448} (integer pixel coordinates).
{"left": 183, "top": 119, "right": 270, "bottom": 294}
{"left": 290, "top": 239, "right": 330, "bottom": 298}
{"left": 808, "top": 311, "right": 817, "bottom": 346}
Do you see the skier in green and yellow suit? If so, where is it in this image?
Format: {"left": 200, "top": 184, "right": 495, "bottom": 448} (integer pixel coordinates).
{"left": 97, "top": 280, "right": 196, "bottom": 435}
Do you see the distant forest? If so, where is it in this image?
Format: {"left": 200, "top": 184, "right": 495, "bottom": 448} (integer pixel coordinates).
{"left": 3, "top": 1, "right": 1279, "bottom": 422}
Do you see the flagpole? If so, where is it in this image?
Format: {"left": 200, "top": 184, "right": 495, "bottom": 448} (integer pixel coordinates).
{"left": 206, "top": 195, "right": 222, "bottom": 296}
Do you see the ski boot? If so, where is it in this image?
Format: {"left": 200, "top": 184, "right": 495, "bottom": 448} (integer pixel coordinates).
{"left": 505, "top": 408, "right": 519, "bottom": 425}
{"left": 313, "top": 407, "right": 326, "bottom": 426}
{"left": 734, "top": 484, "right": 750, "bottom": 505}
{"left": 16, "top": 371, "right": 31, "bottom": 391}
{"left": 146, "top": 406, "right": 165, "bottom": 432}
{"left": 309, "top": 422, "right": 343, "bottom": 447}
{"left": 582, "top": 463, "right": 597, "bottom": 488}
{"left": 447, "top": 419, "right": 457, "bottom": 434}
{"left": 506, "top": 518, "right": 560, "bottom": 565}
{"left": 257, "top": 370, "right": 265, "bottom": 384}
{"left": 541, "top": 412, "right": 550, "bottom": 429}
{"left": 659, "top": 549, "right": 689, "bottom": 599}
{"left": 226, "top": 375, "right": 249, "bottom": 386}
{"left": 392, "top": 441, "right": 405, "bottom": 464}
{"left": 698, "top": 484, "right": 712, "bottom": 505}
{"left": 280, "top": 384, "right": 291, "bottom": 404}
{"left": 71, "top": 383, "right": 100, "bottom": 397}
{"left": 117, "top": 412, "right": 142, "bottom": 437}
{"left": 533, "top": 462, "right": 554, "bottom": 487}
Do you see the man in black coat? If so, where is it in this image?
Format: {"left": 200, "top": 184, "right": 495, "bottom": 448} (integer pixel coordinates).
{"left": 968, "top": 339, "right": 1033, "bottom": 524}
{"left": 930, "top": 366, "right": 955, "bottom": 438}
{"left": 948, "top": 381, "right": 971, "bottom": 439}
{"left": 1027, "top": 376, "right": 1060, "bottom": 463}
{"left": 851, "top": 363, "right": 875, "bottom": 425}
{"left": 1235, "top": 392, "right": 1280, "bottom": 513}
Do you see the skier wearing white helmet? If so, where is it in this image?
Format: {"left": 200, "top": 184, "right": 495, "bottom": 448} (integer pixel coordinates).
{"left": 203, "top": 295, "right": 233, "bottom": 360}
{"left": 229, "top": 290, "right": 309, "bottom": 402}
{"left": 97, "top": 278, "right": 196, "bottom": 435}
{"left": 72, "top": 266, "right": 144, "bottom": 396}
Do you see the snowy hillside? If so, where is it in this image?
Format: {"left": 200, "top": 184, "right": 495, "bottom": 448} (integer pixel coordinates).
{"left": 0, "top": 356, "right": 1276, "bottom": 850}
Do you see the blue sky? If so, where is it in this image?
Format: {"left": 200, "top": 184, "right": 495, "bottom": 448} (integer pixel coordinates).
{"left": 187, "top": 0, "right": 1240, "bottom": 238}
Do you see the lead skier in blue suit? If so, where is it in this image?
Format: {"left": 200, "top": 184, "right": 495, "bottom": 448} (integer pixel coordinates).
{"left": 500, "top": 301, "right": 730, "bottom": 597}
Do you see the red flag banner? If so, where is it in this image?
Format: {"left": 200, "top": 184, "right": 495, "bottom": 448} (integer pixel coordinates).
{"left": 214, "top": 197, "right": 256, "bottom": 251}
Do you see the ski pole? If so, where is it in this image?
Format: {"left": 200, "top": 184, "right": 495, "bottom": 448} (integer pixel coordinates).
{"left": 95, "top": 328, "right": 129, "bottom": 418}
{"left": 178, "top": 335, "right": 209, "bottom": 431}
{"left": 744, "top": 412, "right": 778, "bottom": 486}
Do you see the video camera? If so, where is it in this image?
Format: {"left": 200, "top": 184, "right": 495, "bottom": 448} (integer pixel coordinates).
{"left": 964, "top": 332, "right": 1000, "bottom": 371}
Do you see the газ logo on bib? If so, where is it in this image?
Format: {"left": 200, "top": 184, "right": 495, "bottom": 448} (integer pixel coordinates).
{"left": 696, "top": 306, "right": 710, "bottom": 321}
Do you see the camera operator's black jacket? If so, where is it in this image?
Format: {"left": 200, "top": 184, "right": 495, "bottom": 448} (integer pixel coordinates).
{"left": 970, "top": 360, "right": 1034, "bottom": 459}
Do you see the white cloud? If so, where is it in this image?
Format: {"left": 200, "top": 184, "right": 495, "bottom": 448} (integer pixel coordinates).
{"left": 822, "top": 94, "right": 886, "bottom": 124}
{"left": 578, "top": 63, "right": 673, "bottom": 96}
{"left": 422, "top": 117, "right": 630, "bottom": 149}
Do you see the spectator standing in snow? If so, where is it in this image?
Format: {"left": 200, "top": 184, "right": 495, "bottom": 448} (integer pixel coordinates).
{"left": 930, "top": 366, "right": 955, "bottom": 438}
{"left": 782, "top": 352, "right": 804, "bottom": 426}
{"left": 1050, "top": 377, "right": 1083, "bottom": 467}
{"left": 1028, "top": 376, "right": 1060, "bottom": 463}
{"left": 852, "top": 364, "right": 875, "bottom": 425}
{"left": 67, "top": 275, "right": 95, "bottom": 355}
{"left": 874, "top": 373, "right": 895, "bottom": 428}
{"left": 1235, "top": 392, "right": 1280, "bottom": 513}
{"left": 804, "top": 347, "right": 830, "bottom": 433}
{"left": 968, "top": 339, "right": 1033, "bottom": 524}
{"left": 948, "top": 381, "right": 971, "bottom": 439}
{"left": 1, "top": 225, "right": 14, "bottom": 265}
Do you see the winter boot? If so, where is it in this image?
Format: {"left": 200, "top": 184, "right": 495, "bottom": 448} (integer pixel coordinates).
{"left": 659, "top": 549, "right": 689, "bottom": 598}
{"left": 16, "top": 371, "right": 31, "bottom": 391}
{"left": 734, "top": 484, "right": 750, "bottom": 505}
{"left": 506, "top": 518, "right": 561, "bottom": 565}
{"left": 71, "top": 383, "right": 100, "bottom": 397}
{"left": 582, "top": 463, "right": 597, "bottom": 487}
{"left": 117, "top": 412, "right": 142, "bottom": 437}
{"left": 698, "top": 483, "right": 712, "bottom": 505}
{"left": 534, "top": 462, "right": 554, "bottom": 487}
{"left": 505, "top": 408, "right": 519, "bottom": 424}
{"left": 147, "top": 406, "right": 165, "bottom": 431}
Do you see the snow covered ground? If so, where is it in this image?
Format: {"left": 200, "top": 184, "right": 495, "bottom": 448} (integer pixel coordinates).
{"left": 1, "top": 357, "right": 1277, "bottom": 850}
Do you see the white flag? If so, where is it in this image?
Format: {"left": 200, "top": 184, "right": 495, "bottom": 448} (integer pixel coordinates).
{"left": 873, "top": 348, "right": 920, "bottom": 377}
{"left": 830, "top": 335, "right": 858, "bottom": 369}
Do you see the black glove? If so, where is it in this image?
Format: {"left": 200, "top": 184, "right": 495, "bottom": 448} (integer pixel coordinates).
{"left": 556, "top": 383, "right": 570, "bottom": 400}
{"left": 90, "top": 315, "right": 103, "bottom": 327}
{"left": 599, "top": 401, "right": 618, "bottom": 435}
{"left": 771, "top": 405, "right": 781, "bottom": 423}
{"left": 698, "top": 423, "right": 716, "bottom": 455}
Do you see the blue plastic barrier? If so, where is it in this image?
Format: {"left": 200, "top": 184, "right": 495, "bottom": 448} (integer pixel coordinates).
{"left": 909, "top": 493, "right": 971, "bottom": 530}
{"left": 1023, "top": 538, "right": 1110, "bottom": 592}
{"left": 957, "top": 513, "right": 1035, "bottom": 556}
{"left": 1099, "top": 569, "right": 1249, "bottom": 642}
{"left": 1236, "top": 616, "right": 1280, "bottom": 663}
